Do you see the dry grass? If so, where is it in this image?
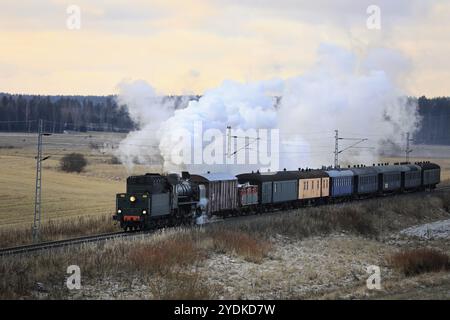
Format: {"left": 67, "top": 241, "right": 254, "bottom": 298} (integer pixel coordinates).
{"left": 149, "top": 271, "right": 219, "bottom": 299}
{"left": 128, "top": 234, "right": 203, "bottom": 274}
{"left": 388, "top": 248, "right": 450, "bottom": 277}
{"left": 0, "top": 226, "right": 272, "bottom": 299}
{"left": 0, "top": 214, "right": 117, "bottom": 248}
{"left": 207, "top": 229, "right": 272, "bottom": 263}
{"left": 0, "top": 241, "right": 130, "bottom": 299}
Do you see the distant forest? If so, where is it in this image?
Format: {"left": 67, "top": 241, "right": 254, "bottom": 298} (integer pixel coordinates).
{"left": 0, "top": 93, "right": 196, "bottom": 133}
{"left": 0, "top": 93, "right": 449, "bottom": 145}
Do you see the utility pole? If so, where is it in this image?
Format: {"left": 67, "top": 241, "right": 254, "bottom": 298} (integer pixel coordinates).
{"left": 32, "top": 119, "right": 51, "bottom": 243}
{"left": 334, "top": 130, "right": 339, "bottom": 168}
{"left": 405, "top": 132, "right": 413, "bottom": 163}
{"left": 334, "top": 129, "right": 369, "bottom": 168}
{"left": 226, "top": 125, "right": 260, "bottom": 158}
{"left": 227, "top": 126, "right": 231, "bottom": 158}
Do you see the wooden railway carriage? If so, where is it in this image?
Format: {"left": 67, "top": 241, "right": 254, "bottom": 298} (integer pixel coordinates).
{"left": 189, "top": 172, "right": 238, "bottom": 216}
{"left": 296, "top": 170, "right": 329, "bottom": 200}
{"left": 373, "top": 165, "right": 402, "bottom": 192}
{"left": 325, "top": 169, "right": 354, "bottom": 198}
{"left": 349, "top": 167, "right": 378, "bottom": 194}
{"left": 417, "top": 162, "right": 441, "bottom": 188}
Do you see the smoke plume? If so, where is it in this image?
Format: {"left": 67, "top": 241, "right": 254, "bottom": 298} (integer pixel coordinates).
{"left": 115, "top": 44, "right": 420, "bottom": 173}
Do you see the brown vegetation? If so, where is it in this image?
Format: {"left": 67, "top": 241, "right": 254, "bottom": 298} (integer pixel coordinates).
{"left": 207, "top": 229, "right": 272, "bottom": 263}
{"left": 0, "top": 214, "right": 116, "bottom": 248}
{"left": 60, "top": 153, "right": 88, "bottom": 173}
{"left": 128, "top": 234, "right": 203, "bottom": 275}
{"left": 389, "top": 248, "right": 450, "bottom": 276}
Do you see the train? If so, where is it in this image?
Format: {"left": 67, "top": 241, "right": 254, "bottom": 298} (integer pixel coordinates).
{"left": 113, "top": 161, "right": 441, "bottom": 231}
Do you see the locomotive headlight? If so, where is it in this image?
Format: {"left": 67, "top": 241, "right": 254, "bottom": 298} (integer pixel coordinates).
{"left": 117, "top": 209, "right": 122, "bottom": 214}
{"left": 142, "top": 210, "right": 147, "bottom": 215}
{"left": 129, "top": 196, "right": 136, "bottom": 202}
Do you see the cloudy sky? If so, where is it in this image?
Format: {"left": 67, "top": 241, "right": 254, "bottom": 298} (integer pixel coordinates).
{"left": 0, "top": 0, "right": 449, "bottom": 96}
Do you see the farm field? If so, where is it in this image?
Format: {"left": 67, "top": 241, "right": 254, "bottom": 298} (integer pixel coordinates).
{"left": 0, "top": 132, "right": 160, "bottom": 229}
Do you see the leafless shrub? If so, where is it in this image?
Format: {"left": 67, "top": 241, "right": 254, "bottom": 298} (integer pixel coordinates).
{"left": 60, "top": 153, "right": 87, "bottom": 173}
{"left": 128, "top": 234, "right": 203, "bottom": 275}
{"left": 207, "top": 229, "right": 272, "bottom": 263}
{"left": 149, "top": 271, "right": 218, "bottom": 299}
{"left": 388, "top": 248, "right": 450, "bottom": 276}
{"left": 108, "top": 155, "right": 121, "bottom": 165}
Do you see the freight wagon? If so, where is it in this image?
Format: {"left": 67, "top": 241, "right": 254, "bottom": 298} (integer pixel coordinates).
{"left": 189, "top": 172, "right": 238, "bottom": 215}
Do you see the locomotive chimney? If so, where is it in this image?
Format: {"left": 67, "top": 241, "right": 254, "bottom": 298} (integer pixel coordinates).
{"left": 181, "top": 171, "right": 190, "bottom": 179}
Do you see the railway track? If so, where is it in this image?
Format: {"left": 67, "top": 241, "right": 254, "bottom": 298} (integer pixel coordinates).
{"left": 0, "top": 231, "right": 147, "bottom": 256}
{"left": 2, "top": 185, "right": 449, "bottom": 257}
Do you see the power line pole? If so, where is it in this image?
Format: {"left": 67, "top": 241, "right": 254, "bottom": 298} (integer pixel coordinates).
{"left": 405, "top": 132, "right": 413, "bottom": 162}
{"left": 227, "top": 126, "right": 231, "bottom": 158}
{"left": 334, "top": 130, "right": 339, "bottom": 168}
{"left": 226, "top": 125, "right": 260, "bottom": 158}
{"left": 334, "top": 130, "right": 369, "bottom": 168}
{"left": 32, "top": 119, "right": 51, "bottom": 243}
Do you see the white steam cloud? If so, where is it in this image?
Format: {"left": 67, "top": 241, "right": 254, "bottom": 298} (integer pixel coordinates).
{"left": 113, "top": 80, "right": 175, "bottom": 169}
{"left": 115, "top": 44, "right": 420, "bottom": 173}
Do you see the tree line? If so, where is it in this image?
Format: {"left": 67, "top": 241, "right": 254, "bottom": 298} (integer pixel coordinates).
{"left": 0, "top": 93, "right": 135, "bottom": 133}
{"left": 0, "top": 93, "right": 449, "bottom": 145}
{"left": 414, "top": 96, "right": 450, "bottom": 145}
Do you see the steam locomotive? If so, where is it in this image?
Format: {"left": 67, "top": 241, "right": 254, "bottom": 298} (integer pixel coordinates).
{"left": 113, "top": 162, "right": 441, "bottom": 231}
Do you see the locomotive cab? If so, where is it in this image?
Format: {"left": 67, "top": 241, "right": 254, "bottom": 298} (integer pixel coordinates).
{"left": 113, "top": 173, "right": 172, "bottom": 231}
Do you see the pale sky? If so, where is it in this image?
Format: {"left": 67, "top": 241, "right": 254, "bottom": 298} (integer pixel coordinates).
{"left": 0, "top": 0, "right": 449, "bottom": 96}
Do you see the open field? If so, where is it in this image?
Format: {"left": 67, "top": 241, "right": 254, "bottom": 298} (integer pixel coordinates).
{"left": 0, "top": 132, "right": 161, "bottom": 230}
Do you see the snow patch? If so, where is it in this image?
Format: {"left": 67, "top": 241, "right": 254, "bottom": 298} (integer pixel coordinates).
{"left": 400, "top": 219, "right": 450, "bottom": 240}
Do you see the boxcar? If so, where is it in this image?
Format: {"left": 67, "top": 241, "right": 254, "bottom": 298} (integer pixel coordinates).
{"left": 190, "top": 172, "right": 238, "bottom": 215}
{"left": 325, "top": 169, "right": 354, "bottom": 198}
{"left": 349, "top": 167, "right": 378, "bottom": 195}
{"left": 402, "top": 164, "right": 422, "bottom": 190}
{"left": 417, "top": 162, "right": 441, "bottom": 188}
{"left": 373, "top": 165, "right": 401, "bottom": 192}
